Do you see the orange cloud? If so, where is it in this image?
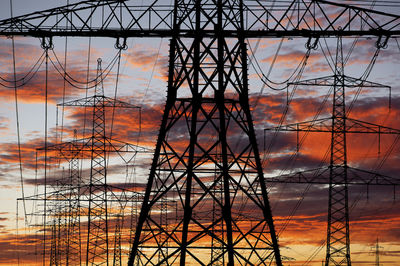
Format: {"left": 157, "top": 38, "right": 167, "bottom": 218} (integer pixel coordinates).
{"left": 261, "top": 51, "right": 323, "bottom": 69}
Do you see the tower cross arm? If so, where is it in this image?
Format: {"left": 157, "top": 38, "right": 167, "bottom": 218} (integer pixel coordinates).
{"left": 58, "top": 95, "right": 140, "bottom": 108}
{"left": 288, "top": 75, "right": 391, "bottom": 88}
{"left": 265, "top": 117, "right": 400, "bottom": 134}
{"left": 1, "top": 0, "right": 400, "bottom": 38}
{"left": 37, "top": 138, "right": 92, "bottom": 160}
{"left": 346, "top": 118, "right": 400, "bottom": 134}
{"left": 266, "top": 166, "right": 400, "bottom": 186}
{"left": 38, "top": 137, "right": 149, "bottom": 161}
{"left": 104, "top": 138, "right": 150, "bottom": 154}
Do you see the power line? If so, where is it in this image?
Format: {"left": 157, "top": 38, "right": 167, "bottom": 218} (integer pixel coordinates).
{"left": 0, "top": 50, "right": 45, "bottom": 86}
{"left": 10, "top": 0, "right": 27, "bottom": 225}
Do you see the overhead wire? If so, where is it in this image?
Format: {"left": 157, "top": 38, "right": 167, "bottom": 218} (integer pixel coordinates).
{"left": 244, "top": 6, "right": 309, "bottom": 233}
{"left": 49, "top": 49, "right": 121, "bottom": 90}
{"left": 140, "top": 38, "right": 164, "bottom": 105}
{"left": 246, "top": 2, "right": 314, "bottom": 168}
{"left": 0, "top": 51, "right": 46, "bottom": 88}
{"left": 275, "top": 86, "right": 333, "bottom": 177}
{"left": 371, "top": 134, "right": 400, "bottom": 172}
{"left": 262, "top": 49, "right": 311, "bottom": 167}
{"left": 340, "top": 30, "right": 375, "bottom": 116}
{"left": 267, "top": 90, "right": 333, "bottom": 229}
{"left": 240, "top": 0, "right": 308, "bottom": 174}
{"left": 108, "top": 49, "right": 123, "bottom": 144}
{"left": 50, "top": 47, "right": 115, "bottom": 85}
{"left": 248, "top": 40, "right": 310, "bottom": 90}
{"left": 273, "top": 82, "right": 352, "bottom": 237}
{"left": 275, "top": 126, "right": 333, "bottom": 236}
{"left": 346, "top": 48, "right": 381, "bottom": 116}
{"left": 9, "top": 0, "right": 27, "bottom": 225}
{"left": 319, "top": 38, "right": 335, "bottom": 73}
{"left": 59, "top": 0, "right": 70, "bottom": 147}
{"left": 126, "top": 37, "right": 164, "bottom": 186}
{"left": 16, "top": 201, "right": 20, "bottom": 265}
{"left": 82, "top": 21, "right": 92, "bottom": 143}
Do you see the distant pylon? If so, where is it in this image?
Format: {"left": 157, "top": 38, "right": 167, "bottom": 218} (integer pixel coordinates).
{"left": 374, "top": 238, "right": 382, "bottom": 266}
{"left": 59, "top": 58, "right": 143, "bottom": 265}
{"left": 326, "top": 36, "right": 351, "bottom": 266}
{"left": 37, "top": 58, "right": 146, "bottom": 265}
{"left": 265, "top": 36, "right": 400, "bottom": 266}
{"left": 46, "top": 130, "right": 82, "bottom": 266}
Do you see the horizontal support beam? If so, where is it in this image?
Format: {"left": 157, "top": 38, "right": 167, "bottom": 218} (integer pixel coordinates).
{"left": 265, "top": 117, "right": 400, "bottom": 134}
{"left": 266, "top": 166, "right": 400, "bottom": 186}
{"left": 2, "top": 0, "right": 400, "bottom": 40}
{"left": 2, "top": 29, "right": 400, "bottom": 39}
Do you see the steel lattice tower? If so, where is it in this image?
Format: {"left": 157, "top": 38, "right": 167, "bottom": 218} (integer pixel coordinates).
{"left": 129, "top": 1, "right": 281, "bottom": 264}
{"left": 32, "top": 58, "right": 147, "bottom": 265}
{"left": 86, "top": 58, "right": 110, "bottom": 265}
{"left": 265, "top": 36, "right": 400, "bottom": 265}
{"left": 40, "top": 129, "right": 82, "bottom": 266}
{"left": 68, "top": 130, "right": 83, "bottom": 266}
{"left": 59, "top": 59, "right": 144, "bottom": 265}
{"left": 327, "top": 36, "right": 351, "bottom": 265}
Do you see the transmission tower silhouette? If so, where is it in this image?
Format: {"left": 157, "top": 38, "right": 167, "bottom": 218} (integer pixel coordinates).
{"left": 26, "top": 58, "right": 148, "bottom": 265}
{"left": 128, "top": 4, "right": 282, "bottom": 266}
{"left": 265, "top": 36, "right": 400, "bottom": 265}
{"left": 3, "top": 0, "right": 400, "bottom": 265}
{"left": 46, "top": 130, "right": 83, "bottom": 266}
{"left": 369, "top": 238, "right": 384, "bottom": 266}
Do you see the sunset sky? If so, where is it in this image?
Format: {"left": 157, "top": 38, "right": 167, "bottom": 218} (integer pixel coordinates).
{"left": 1, "top": 0, "right": 400, "bottom": 265}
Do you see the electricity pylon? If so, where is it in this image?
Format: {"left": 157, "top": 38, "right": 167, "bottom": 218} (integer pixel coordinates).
{"left": 3, "top": 0, "right": 400, "bottom": 265}
{"left": 265, "top": 36, "right": 400, "bottom": 265}
{"left": 128, "top": 3, "right": 282, "bottom": 264}
{"left": 47, "top": 130, "right": 82, "bottom": 266}
{"left": 34, "top": 59, "right": 147, "bottom": 265}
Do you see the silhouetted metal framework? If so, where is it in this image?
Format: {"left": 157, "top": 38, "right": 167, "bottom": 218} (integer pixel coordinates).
{"left": 1, "top": 0, "right": 400, "bottom": 38}
{"left": 3, "top": 0, "right": 400, "bottom": 265}
{"left": 60, "top": 59, "right": 143, "bottom": 266}
{"left": 57, "top": 131, "right": 82, "bottom": 266}
{"left": 265, "top": 37, "right": 400, "bottom": 266}
{"left": 36, "top": 129, "right": 83, "bottom": 266}
{"left": 372, "top": 238, "right": 383, "bottom": 266}
{"left": 32, "top": 59, "right": 147, "bottom": 265}
{"left": 67, "top": 131, "right": 82, "bottom": 266}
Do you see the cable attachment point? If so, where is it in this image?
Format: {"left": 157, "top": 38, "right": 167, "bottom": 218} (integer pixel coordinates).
{"left": 305, "top": 36, "right": 319, "bottom": 50}
{"left": 40, "top": 37, "right": 54, "bottom": 50}
{"left": 376, "top": 35, "right": 389, "bottom": 49}
{"left": 115, "top": 37, "right": 128, "bottom": 50}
